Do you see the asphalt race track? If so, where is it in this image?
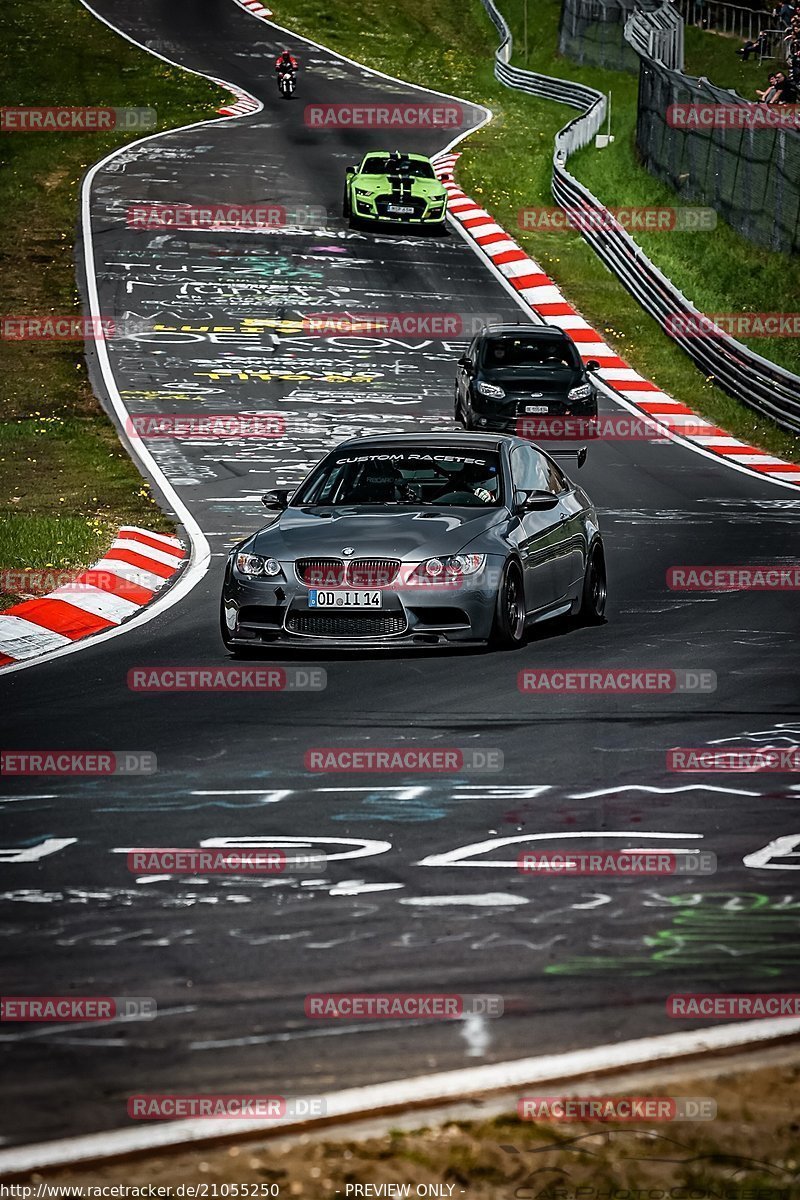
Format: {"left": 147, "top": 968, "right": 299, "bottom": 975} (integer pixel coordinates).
{"left": 1, "top": 0, "right": 799, "bottom": 1149}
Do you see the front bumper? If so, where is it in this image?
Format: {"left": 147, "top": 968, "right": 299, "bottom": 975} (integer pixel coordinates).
{"left": 221, "top": 564, "right": 501, "bottom": 649}
{"left": 469, "top": 396, "right": 599, "bottom": 434}
{"left": 351, "top": 195, "right": 447, "bottom": 225}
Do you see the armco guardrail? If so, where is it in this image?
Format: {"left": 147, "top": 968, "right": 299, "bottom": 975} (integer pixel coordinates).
{"left": 478, "top": 0, "right": 800, "bottom": 435}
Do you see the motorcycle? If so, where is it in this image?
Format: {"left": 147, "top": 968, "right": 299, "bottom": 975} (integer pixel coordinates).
{"left": 277, "top": 68, "right": 296, "bottom": 99}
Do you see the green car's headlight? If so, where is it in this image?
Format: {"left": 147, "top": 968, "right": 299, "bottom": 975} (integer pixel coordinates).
{"left": 354, "top": 187, "right": 372, "bottom": 198}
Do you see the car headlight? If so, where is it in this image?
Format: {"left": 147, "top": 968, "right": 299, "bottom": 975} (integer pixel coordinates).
{"left": 354, "top": 187, "right": 372, "bottom": 198}
{"left": 416, "top": 553, "right": 486, "bottom": 579}
{"left": 477, "top": 381, "right": 505, "bottom": 399}
{"left": 235, "top": 553, "right": 282, "bottom": 577}
{"left": 568, "top": 383, "right": 593, "bottom": 401}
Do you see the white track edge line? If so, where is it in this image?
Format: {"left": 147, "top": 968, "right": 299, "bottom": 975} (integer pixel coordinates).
{"left": 1, "top": 1017, "right": 797, "bottom": 1174}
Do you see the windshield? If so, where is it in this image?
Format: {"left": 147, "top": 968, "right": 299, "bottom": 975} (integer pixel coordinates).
{"left": 361, "top": 156, "right": 436, "bottom": 180}
{"left": 481, "top": 336, "right": 579, "bottom": 371}
{"left": 294, "top": 449, "right": 504, "bottom": 508}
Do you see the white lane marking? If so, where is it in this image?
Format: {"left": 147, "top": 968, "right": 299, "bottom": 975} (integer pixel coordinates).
{"left": 3, "top": 1018, "right": 798, "bottom": 1172}
{"left": 419, "top": 830, "right": 703, "bottom": 869}
{"left": 329, "top": 882, "right": 405, "bottom": 895}
{"left": 0, "top": 839, "right": 77, "bottom": 864}
{"left": 0, "top": 617, "right": 72, "bottom": 660}
{"left": 743, "top": 834, "right": 800, "bottom": 870}
{"left": 398, "top": 894, "right": 528, "bottom": 906}
{"left": 0, "top": 1005, "right": 196, "bottom": 1043}
{"left": 571, "top": 785, "right": 761, "bottom": 798}
{"left": 199, "top": 836, "right": 392, "bottom": 862}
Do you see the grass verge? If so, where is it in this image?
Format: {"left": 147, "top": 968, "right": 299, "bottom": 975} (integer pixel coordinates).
{"left": 282, "top": 0, "right": 800, "bottom": 464}
{"left": 0, "top": 0, "right": 227, "bottom": 607}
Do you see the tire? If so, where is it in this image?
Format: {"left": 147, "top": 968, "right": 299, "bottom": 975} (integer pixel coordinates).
{"left": 490, "top": 561, "right": 527, "bottom": 650}
{"left": 342, "top": 187, "right": 351, "bottom": 219}
{"left": 577, "top": 540, "right": 607, "bottom": 624}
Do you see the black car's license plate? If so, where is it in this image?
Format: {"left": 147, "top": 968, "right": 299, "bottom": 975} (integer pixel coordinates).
{"left": 309, "top": 590, "right": 383, "bottom": 609}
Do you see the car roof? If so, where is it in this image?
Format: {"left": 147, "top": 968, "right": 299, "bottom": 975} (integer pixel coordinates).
{"left": 476, "top": 323, "right": 571, "bottom": 340}
{"left": 331, "top": 433, "right": 530, "bottom": 453}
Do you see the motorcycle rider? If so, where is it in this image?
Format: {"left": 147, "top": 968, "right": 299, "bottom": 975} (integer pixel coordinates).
{"left": 275, "top": 49, "right": 298, "bottom": 75}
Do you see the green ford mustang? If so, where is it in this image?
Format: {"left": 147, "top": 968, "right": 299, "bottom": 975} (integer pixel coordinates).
{"left": 343, "top": 150, "right": 448, "bottom": 229}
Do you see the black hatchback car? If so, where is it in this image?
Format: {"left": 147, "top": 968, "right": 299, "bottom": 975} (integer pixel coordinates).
{"left": 454, "top": 323, "right": 600, "bottom": 432}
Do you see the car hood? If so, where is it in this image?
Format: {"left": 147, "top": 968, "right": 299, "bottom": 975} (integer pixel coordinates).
{"left": 250, "top": 506, "right": 503, "bottom": 559}
{"left": 356, "top": 173, "right": 445, "bottom": 199}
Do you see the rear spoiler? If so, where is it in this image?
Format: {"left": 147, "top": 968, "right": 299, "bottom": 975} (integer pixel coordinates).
{"left": 550, "top": 446, "right": 587, "bottom": 469}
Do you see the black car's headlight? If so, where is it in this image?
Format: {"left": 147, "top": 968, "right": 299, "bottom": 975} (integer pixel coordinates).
{"left": 477, "top": 381, "right": 505, "bottom": 399}
{"left": 235, "top": 553, "right": 282, "bottom": 578}
{"left": 568, "top": 383, "right": 593, "bottom": 401}
{"left": 413, "top": 553, "right": 486, "bottom": 582}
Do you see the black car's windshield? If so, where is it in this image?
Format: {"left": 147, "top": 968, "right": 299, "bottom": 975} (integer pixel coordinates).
{"left": 361, "top": 156, "right": 436, "bottom": 180}
{"left": 481, "top": 336, "right": 580, "bottom": 371}
{"left": 294, "top": 449, "right": 504, "bottom": 508}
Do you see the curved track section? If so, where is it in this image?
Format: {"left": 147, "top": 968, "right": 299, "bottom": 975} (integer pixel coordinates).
{"left": 1, "top": 0, "right": 798, "bottom": 1149}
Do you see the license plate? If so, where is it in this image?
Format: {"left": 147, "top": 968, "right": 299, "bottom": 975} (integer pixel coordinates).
{"left": 526, "top": 405, "right": 550, "bottom": 413}
{"left": 387, "top": 205, "right": 414, "bottom": 215}
{"left": 308, "top": 590, "right": 383, "bottom": 609}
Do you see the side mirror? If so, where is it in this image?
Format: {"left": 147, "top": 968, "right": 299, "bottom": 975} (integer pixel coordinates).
{"left": 585, "top": 360, "right": 600, "bottom": 372}
{"left": 458, "top": 355, "right": 472, "bottom": 371}
{"left": 345, "top": 165, "right": 357, "bottom": 176}
{"left": 262, "top": 489, "right": 289, "bottom": 510}
{"left": 516, "top": 489, "right": 559, "bottom": 512}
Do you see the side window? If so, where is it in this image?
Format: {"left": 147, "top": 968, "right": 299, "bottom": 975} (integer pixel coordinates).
{"left": 510, "top": 446, "right": 550, "bottom": 493}
{"left": 545, "top": 457, "right": 568, "bottom": 494}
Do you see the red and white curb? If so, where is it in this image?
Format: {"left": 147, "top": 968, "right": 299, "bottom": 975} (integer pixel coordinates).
{"left": 0, "top": 528, "right": 186, "bottom": 670}
{"left": 433, "top": 151, "right": 800, "bottom": 487}
{"left": 215, "top": 76, "right": 262, "bottom": 117}
{"left": 231, "top": 0, "right": 274, "bottom": 22}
